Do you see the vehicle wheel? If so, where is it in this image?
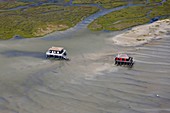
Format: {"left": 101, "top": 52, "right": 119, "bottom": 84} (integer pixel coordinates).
{"left": 129, "top": 62, "right": 133, "bottom": 67}
{"left": 122, "top": 62, "right": 125, "bottom": 66}
{"left": 129, "top": 64, "right": 132, "bottom": 68}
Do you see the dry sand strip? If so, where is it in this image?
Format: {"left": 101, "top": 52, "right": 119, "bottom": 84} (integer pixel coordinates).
{"left": 112, "top": 19, "right": 170, "bottom": 46}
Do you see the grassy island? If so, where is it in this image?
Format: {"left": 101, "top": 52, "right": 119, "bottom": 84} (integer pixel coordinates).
{"left": 72, "top": 0, "right": 128, "bottom": 9}
{"left": 0, "top": 1, "right": 30, "bottom": 10}
{"left": 88, "top": 0, "right": 170, "bottom": 31}
{"left": 88, "top": 6, "right": 151, "bottom": 31}
{"left": 150, "top": 0, "right": 170, "bottom": 18}
{"left": 0, "top": 3, "right": 99, "bottom": 39}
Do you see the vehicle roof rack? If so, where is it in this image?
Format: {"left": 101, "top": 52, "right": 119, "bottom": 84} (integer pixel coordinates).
{"left": 48, "top": 46, "right": 64, "bottom": 51}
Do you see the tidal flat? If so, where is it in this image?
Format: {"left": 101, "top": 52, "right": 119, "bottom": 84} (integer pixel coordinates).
{"left": 0, "top": 1, "right": 170, "bottom": 113}
{"left": 0, "top": 23, "right": 170, "bottom": 113}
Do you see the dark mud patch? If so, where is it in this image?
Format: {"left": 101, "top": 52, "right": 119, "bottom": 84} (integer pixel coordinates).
{"left": 0, "top": 50, "right": 45, "bottom": 59}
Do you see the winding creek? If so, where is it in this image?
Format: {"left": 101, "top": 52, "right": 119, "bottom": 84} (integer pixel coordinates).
{"left": 0, "top": 0, "right": 170, "bottom": 113}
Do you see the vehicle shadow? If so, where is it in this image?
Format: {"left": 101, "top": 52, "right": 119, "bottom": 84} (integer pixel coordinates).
{"left": 0, "top": 50, "right": 45, "bottom": 59}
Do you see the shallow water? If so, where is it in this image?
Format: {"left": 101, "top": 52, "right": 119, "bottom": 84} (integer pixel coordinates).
{"left": 0, "top": 27, "right": 170, "bottom": 113}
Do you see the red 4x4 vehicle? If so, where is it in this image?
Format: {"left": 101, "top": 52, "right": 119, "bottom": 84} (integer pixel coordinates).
{"left": 115, "top": 54, "right": 134, "bottom": 67}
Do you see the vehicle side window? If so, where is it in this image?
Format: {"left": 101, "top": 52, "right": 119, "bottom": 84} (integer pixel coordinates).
{"left": 64, "top": 52, "right": 67, "bottom": 56}
{"left": 59, "top": 49, "right": 63, "bottom": 54}
{"left": 49, "top": 50, "right": 52, "bottom": 53}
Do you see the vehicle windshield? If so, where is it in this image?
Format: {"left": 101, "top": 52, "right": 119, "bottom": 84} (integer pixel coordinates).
{"left": 59, "top": 49, "right": 64, "bottom": 54}
{"left": 48, "top": 49, "right": 64, "bottom": 54}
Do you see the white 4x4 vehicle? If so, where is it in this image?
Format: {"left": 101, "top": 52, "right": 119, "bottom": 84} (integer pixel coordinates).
{"left": 46, "top": 46, "right": 69, "bottom": 60}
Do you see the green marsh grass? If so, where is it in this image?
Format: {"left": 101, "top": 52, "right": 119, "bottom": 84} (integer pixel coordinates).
{"left": 88, "top": 6, "right": 151, "bottom": 31}
{"left": 72, "top": 0, "right": 128, "bottom": 9}
{"left": 88, "top": 0, "right": 170, "bottom": 31}
{"left": 0, "top": 4, "right": 99, "bottom": 39}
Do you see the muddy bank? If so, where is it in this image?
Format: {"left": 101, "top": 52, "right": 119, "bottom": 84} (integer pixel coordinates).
{"left": 112, "top": 19, "right": 170, "bottom": 46}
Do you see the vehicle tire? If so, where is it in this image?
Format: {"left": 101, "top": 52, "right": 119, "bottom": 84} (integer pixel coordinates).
{"left": 129, "top": 62, "right": 133, "bottom": 67}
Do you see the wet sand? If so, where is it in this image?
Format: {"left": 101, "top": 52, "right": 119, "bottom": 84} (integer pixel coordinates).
{"left": 0, "top": 27, "right": 170, "bottom": 113}
{"left": 112, "top": 19, "right": 170, "bottom": 46}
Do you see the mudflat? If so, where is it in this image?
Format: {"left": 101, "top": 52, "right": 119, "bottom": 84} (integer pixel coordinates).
{"left": 0, "top": 23, "right": 170, "bottom": 113}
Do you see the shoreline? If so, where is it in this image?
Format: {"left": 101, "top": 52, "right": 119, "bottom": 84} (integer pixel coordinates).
{"left": 112, "top": 19, "right": 170, "bottom": 46}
